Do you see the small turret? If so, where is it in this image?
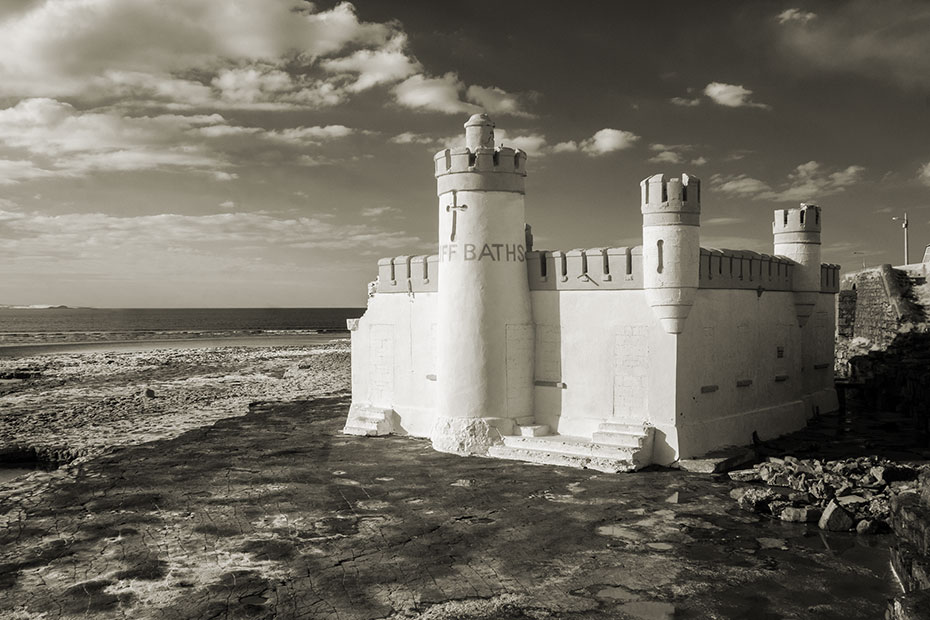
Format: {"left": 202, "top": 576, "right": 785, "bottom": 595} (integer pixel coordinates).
{"left": 641, "top": 173, "right": 701, "bottom": 334}
{"left": 773, "top": 203, "right": 822, "bottom": 326}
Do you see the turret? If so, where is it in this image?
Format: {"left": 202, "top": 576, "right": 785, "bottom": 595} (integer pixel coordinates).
{"left": 640, "top": 173, "right": 701, "bottom": 334}
{"left": 431, "top": 114, "right": 534, "bottom": 455}
{"left": 773, "top": 203, "right": 821, "bottom": 326}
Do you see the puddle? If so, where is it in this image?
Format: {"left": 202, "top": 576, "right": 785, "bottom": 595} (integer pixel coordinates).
{"left": 0, "top": 467, "right": 35, "bottom": 484}
{"left": 597, "top": 524, "right": 646, "bottom": 541}
{"left": 618, "top": 600, "right": 676, "bottom": 620}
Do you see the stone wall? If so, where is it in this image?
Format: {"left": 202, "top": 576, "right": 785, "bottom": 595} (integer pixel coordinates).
{"left": 888, "top": 467, "right": 930, "bottom": 619}
{"left": 848, "top": 266, "right": 901, "bottom": 347}
{"left": 836, "top": 290, "right": 857, "bottom": 338}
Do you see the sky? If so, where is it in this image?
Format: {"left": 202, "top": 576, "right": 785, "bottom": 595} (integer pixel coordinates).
{"left": 0, "top": 0, "right": 928, "bottom": 308}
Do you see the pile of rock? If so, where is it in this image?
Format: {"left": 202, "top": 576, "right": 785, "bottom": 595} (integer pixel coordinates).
{"left": 728, "top": 455, "right": 921, "bottom": 533}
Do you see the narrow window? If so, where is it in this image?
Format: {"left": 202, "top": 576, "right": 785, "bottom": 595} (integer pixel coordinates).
{"left": 656, "top": 239, "right": 664, "bottom": 274}
{"left": 800, "top": 210, "right": 805, "bottom": 224}
{"left": 602, "top": 250, "right": 610, "bottom": 275}
{"left": 661, "top": 184, "right": 668, "bottom": 203}
{"left": 783, "top": 212, "right": 788, "bottom": 226}
{"left": 468, "top": 152, "right": 477, "bottom": 167}
{"left": 626, "top": 247, "right": 633, "bottom": 275}
{"left": 540, "top": 253, "right": 547, "bottom": 277}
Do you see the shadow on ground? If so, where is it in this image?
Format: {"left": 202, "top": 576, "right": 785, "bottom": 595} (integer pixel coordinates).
{"left": 0, "top": 393, "right": 906, "bottom": 619}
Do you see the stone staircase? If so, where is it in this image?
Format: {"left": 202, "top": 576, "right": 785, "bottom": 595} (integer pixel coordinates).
{"left": 487, "top": 421, "right": 655, "bottom": 473}
{"left": 342, "top": 403, "right": 399, "bottom": 436}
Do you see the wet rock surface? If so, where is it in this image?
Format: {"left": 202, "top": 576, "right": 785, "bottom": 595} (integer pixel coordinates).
{"left": 0, "top": 395, "right": 902, "bottom": 619}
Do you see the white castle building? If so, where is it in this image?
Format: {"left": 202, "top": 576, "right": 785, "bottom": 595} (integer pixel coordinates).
{"left": 344, "top": 114, "right": 840, "bottom": 471}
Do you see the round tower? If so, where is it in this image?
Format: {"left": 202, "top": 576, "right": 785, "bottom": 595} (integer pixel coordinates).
{"left": 640, "top": 173, "right": 701, "bottom": 334}
{"left": 431, "top": 114, "right": 533, "bottom": 455}
{"left": 773, "top": 203, "right": 822, "bottom": 326}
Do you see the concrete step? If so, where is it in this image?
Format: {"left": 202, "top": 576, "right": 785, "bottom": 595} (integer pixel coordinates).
{"left": 598, "top": 422, "right": 649, "bottom": 434}
{"left": 501, "top": 435, "right": 638, "bottom": 461}
{"left": 487, "top": 445, "right": 637, "bottom": 474}
{"left": 517, "top": 424, "right": 550, "bottom": 437}
{"left": 591, "top": 431, "right": 642, "bottom": 448}
{"left": 342, "top": 403, "right": 399, "bottom": 437}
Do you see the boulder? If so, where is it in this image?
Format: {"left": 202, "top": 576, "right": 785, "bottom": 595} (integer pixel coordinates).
{"left": 819, "top": 500, "right": 855, "bottom": 532}
{"left": 780, "top": 506, "right": 821, "bottom": 523}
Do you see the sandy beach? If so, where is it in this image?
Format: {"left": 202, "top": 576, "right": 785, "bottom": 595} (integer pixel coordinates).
{"left": 0, "top": 338, "right": 351, "bottom": 482}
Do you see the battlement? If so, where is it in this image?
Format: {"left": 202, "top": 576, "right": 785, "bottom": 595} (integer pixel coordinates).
{"left": 376, "top": 254, "right": 439, "bottom": 294}
{"left": 699, "top": 248, "right": 794, "bottom": 291}
{"left": 640, "top": 173, "right": 701, "bottom": 222}
{"left": 773, "top": 203, "right": 821, "bottom": 235}
{"left": 527, "top": 247, "right": 644, "bottom": 290}
{"left": 433, "top": 145, "right": 528, "bottom": 177}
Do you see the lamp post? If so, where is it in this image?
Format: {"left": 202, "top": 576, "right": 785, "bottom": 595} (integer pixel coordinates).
{"left": 852, "top": 251, "right": 867, "bottom": 269}
{"left": 892, "top": 212, "right": 909, "bottom": 265}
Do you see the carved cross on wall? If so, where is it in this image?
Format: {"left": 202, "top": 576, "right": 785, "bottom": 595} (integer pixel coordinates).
{"left": 445, "top": 190, "right": 468, "bottom": 242}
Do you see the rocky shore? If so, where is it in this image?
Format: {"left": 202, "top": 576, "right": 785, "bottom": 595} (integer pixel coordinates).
{"left": 0, "top": 341, "right": 351, "bottom": 474}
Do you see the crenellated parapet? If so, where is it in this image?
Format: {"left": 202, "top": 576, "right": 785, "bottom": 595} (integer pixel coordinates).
{"left": 698, "top": 249, "right": 794, "bottom": 291}
{"left": 434, "top": 114, "right": 527, "bottom": 195}
{"left": 527, "top": 247, "right": 644, "bottom": 290}
{"left": 376, "top": 254, "right": 439, "bottom": 294}
{"left": 820, "top": 263, "right": 840, "bottom": 293}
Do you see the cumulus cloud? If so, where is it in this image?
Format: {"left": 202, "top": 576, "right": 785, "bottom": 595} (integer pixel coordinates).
{"left": 392, "top": 73, "right": 481, "bottom": 115}
{"left": 704, "top": 82, "right": 770, "bottom": 109}
{"left": 777, "top": 8, "right": 817, "bottom": 24}
{"left": 466, "top": 85, "right": 534, "bottom": 118}
{"left": 918, "top": 162, "right": 930, "bottom": 187}
{"left": 691, "top": 157, "right": 708, "bottom": 166}
{"left": 360, "top": 205, "right": 400, "bottom": 217}
{"left": 775, "top": 1, "right": 930, "bottom": 89}
{"left": 578, "top": 129, "right": 640, "bottom": 156}
{"left": 712, "top": 161, "right": 866, "bottom": 202}
{"left": 321, "top": 34, "right": 421, "bottom": 92}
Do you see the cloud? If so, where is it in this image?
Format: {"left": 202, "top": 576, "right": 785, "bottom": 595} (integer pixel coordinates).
{"left": 219, "top": 201, "right": 235, "bottom": 209}
{"left": 0, "top": 98, "right": 228, "bottom": 177}
{"left": 670, "top": 97, "right": 701, "bottom": 107}
{"left": 918, "top": 162, "right": 930, "bottom": 187}
{"left": 392, "top": 73, "right": 481, "bottom": 115}
{"left": 712, "top": 161, "right": 866, "bottom": 202}
{"left": 579, "top": 129, "right": 640, "bottom": 156}
{"left": 0, "top": 1, "right": 396, "bottom": 102}
{"left": 465, "top": 85, "right": 533, "bottom": 118}
{"left": 777, "top": 8, "right": 817, "bottom": 24}
{"left": 392, "top": 74, "right": 532, "bottom": 117}
{"left": 649, "top": 151, "right": 683, "bottom": 164}
{"left": 703, "top": 217, "right": 746, "bottom": 226}
{"left": 550, "top": 142, "right": 579, "bottom": 154}
{"left": 775, "top": 1, "right": 930, "bottom": 89}
{"left": 360, "top": 205, "right": 400, "bottom": 217}
{"left": 389, "top": 132, "right": 437, "bottom": 145}
{"left": 704, "top": 82, "right": 770, "bottom": 109}
{"left": 321, "top": 34, "right": 421, "bottom": 92}
{"left": 712, "top": 174, "right": 773, "bottom": 197}
{"left": 691, "top": 157, "right": 708, "bottom": 166}
{"left": 494, "top": 130, "right": 548, "bottom": 154}
{"left": 0, "top": 159, "right": 57, "bottom": 185}
{"left": 0, "top": 208, "right": 420, "bottom": 270}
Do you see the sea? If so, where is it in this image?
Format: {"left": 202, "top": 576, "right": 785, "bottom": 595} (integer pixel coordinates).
{"left": 0, "top": 307, "right": 366, "bottom": 356}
